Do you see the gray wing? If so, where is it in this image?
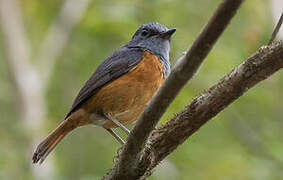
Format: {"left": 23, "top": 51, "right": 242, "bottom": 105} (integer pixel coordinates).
{"left": 65, "top": 47, "right": 144, "bottom": 119}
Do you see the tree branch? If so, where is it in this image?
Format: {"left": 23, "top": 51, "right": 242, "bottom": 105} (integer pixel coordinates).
{"left": 268, "top": 13, "right": 283, "bottom": 45}
{"left": 103, "top": 0, "right": 244, "bottom": 179}
{"left": 140, "top": 41, "right": 283, "bottom": 178}
{"left": 270, "top": 0, "right": 283, "bottom": 40}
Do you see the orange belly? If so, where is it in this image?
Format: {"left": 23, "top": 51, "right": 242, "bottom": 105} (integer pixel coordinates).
{"left": 82, "top": 51, "right": 165, "bottom": 129}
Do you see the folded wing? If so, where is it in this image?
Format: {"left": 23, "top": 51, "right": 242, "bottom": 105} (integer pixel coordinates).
{"left": 65, "top": 47, "right": 144, "bottom": 119}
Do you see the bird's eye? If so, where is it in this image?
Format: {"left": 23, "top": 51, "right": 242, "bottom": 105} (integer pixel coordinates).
{"left": 141, "top": 30, "right": 148, "bottom": 37}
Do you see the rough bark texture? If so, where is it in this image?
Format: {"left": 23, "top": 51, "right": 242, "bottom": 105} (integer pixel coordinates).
{"left": 103, "top": 41, "right": 283, "bottom": 180}
{"left": 142, "top": 42, "right": 283, "bottom": 178}
{"left": 103, "top": 0, "right": 244, "bottom": 179}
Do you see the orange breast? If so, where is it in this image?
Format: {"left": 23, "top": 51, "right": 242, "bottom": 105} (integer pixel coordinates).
{"left": 83, "top": 51, "right": 165, "bottom": 128}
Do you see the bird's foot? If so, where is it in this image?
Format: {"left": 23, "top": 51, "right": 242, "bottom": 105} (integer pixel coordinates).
{"left": 113, "top": 146, "right": 123, "bottom": 163}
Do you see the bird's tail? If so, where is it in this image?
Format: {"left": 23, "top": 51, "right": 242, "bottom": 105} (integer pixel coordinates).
{"left": 32, "top": 118, "right": 76, "bottom": 164}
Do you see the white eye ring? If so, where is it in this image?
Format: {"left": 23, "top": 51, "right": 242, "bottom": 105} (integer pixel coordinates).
{"left": 141, "top": 30, "right": 148, "bottom": 36}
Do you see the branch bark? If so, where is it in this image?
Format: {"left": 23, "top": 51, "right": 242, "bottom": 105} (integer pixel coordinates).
{"left": 142, "top": 41, "right": 283, "bottom": 178}
{"left": 103, "top": 0, "right": 244, "bottom": 179}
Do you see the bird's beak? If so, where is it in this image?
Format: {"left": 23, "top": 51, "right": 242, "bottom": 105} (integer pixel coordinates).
{"left": 159, "top": 28, "right": 176, "bottom": 40}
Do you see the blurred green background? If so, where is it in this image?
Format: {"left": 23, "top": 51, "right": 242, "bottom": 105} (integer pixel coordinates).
{"left": 0, "top": 0, "right": 282, "bottom": 179}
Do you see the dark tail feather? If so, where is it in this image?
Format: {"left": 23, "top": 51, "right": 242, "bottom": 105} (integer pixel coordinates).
{"left": 32, "top": 119, "right": 74, "bottom": 164}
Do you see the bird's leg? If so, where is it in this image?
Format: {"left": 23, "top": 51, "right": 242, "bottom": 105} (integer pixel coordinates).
{"left": 105, "top": 128, "right": 125, "bottom": 145}
{"left": 105, "top": 114, "right": 130, "bottom": 135}
{"left": 105, "top": 114, "right": 130, "bottom": 162}
{"left": 106, "top": 129, "right": 124, "bottom": 163}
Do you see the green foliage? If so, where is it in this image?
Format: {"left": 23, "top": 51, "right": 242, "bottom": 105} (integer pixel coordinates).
{"left": 0, "top": 0, "right": 282, "bottom": 179}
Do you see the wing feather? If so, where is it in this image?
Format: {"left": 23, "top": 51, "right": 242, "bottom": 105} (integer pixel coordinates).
{"left": 65, "top": 47, "right": 144, "bottom": 119}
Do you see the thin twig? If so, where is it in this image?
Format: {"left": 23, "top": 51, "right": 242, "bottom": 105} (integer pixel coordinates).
{"left": 268, "top": 12, "right": 283, "bottom": 45}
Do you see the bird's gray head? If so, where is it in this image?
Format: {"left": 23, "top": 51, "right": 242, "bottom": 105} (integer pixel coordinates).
{"left": 126, "top": 22, "right": 176, "bottom": 77}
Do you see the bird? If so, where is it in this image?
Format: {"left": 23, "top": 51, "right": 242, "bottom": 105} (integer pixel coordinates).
{"left": 32, "top": 22, "right": 176, "bottom": 164}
